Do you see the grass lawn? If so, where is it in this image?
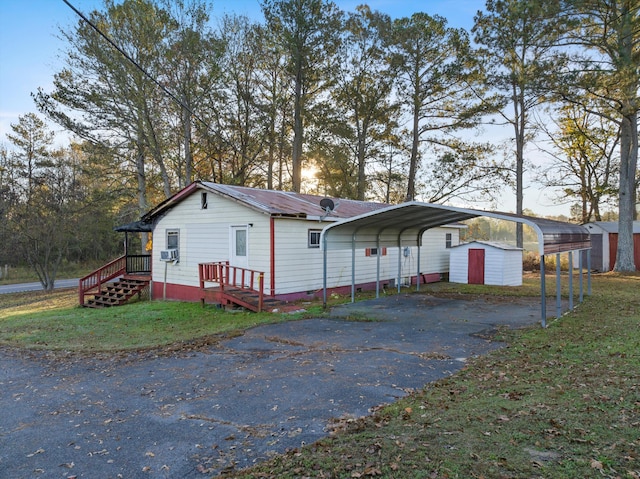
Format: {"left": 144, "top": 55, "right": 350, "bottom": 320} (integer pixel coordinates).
{"left": 0, "top": 289, "right": 318, "bottom": 352}
{"left": 0, "top": 273, "right": 638, "bottom": 478}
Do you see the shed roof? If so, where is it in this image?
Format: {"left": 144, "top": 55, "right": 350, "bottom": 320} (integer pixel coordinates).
{"left": 584, "top": 221, "right": 640, "bottom": 234}
{"left": 451, "top": 240, "right": 523, "bottom": 251}
{"left": 322, "top": 202, "right": 590, "bottom": 256}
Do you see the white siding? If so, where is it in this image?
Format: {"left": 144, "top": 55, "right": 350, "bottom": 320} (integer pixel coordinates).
{"left": 273, "top": 218, "right": 396, "bottom": 294}
{"left": 152, "top": 193, "right": 270, "bottom": 288}
{"left": 449, "top": 242, "right": 522, "bottom": 286}
{"left": 152, "top": 190, "right": 463, "bottom": 296}
{"left": 449, "top": 246, "right": 469, "bottom": 284}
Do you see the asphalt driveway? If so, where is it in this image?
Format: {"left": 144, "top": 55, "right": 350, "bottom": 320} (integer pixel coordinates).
{"left": 0, "top": 293, "right": 545, "bottom": 478}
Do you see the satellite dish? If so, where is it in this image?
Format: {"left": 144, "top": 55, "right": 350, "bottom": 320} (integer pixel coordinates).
{"left": 320, "top": 198, "right": 335, "bottom": 211}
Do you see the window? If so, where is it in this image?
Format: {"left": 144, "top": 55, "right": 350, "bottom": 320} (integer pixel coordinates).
{"left": 235, "top": 228, "right": 247, "bottom": 256}
{"left": 308, "top": 229, "right": 321, "bottom": 248}
{"left": 167, "top": 229, "right": 180, "bottom": 250}
{"left": 201, "top": 192, "right": 208, "bottom": 209}
{"left": 445, "top": 233, "right": 452, "bottom": 248}
{"left": 365, "top": 247, "right": 387, "bottom": 257}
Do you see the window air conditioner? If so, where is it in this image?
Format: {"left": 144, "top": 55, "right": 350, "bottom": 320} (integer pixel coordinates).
{"left": 160, "top": 249, "right": 179, "bottom": 261}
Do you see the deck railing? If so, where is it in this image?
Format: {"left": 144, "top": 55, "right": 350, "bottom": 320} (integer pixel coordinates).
{"left": 199, "top": 261, "right": 265, "bottom": 311}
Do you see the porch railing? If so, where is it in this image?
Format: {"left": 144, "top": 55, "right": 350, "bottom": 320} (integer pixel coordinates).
{"left": 78, "top": 254, "right": 152, "bottom": 306}
{"left": 78, "top": 255, "right": 127, "bottom": 306}
{"left": 199, "top": 261, "right": 265, "bottom": 312}
{"left": 126, "top": 254, "right": 152, "bottom": 275}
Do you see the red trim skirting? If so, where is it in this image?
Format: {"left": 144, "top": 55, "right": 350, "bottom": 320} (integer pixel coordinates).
{"left": 152, "top": 282, "right": 203, "bottom": 302}
{"left": 154, "top": 273, "right": 445, "bottom": 305}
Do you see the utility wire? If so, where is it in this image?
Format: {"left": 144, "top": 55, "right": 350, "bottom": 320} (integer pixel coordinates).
{"left": 62, "top": 0, "right": 209, "bottom": 129}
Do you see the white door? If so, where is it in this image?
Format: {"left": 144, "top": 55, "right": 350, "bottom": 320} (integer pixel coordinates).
{"left": 230, "top": 225, "right": 249, "bottom": 270}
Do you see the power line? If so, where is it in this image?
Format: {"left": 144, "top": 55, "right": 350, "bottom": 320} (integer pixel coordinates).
{"left": 61, "top": 0, "right": 209, "bottom": 129}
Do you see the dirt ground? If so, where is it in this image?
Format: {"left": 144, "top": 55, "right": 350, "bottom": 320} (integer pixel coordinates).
{"left": 0, "top": 293, "right": 547, "bottom": 478}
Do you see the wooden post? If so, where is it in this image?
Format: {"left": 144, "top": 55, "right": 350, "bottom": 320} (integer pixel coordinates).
{"left": 258, "top": 273, "right": 264, "bottom": 312}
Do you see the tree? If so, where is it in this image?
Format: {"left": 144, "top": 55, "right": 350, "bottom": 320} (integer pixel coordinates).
{"left": 559, "top": 0, "right": 640, "bottom": 271}
{"left": 261, "top": 0, "right": 343, "bottom": 192}
{"left": 5, "top": 116, "right": 75, "bottom": 289}
{"left": 537, "top": 103, "right": 619, "bottom": 223}
{"left": 473, "top": 0, "right": 565, "bottom": 247}
{"left": 329, "top": 6, "right": 399, "bottom": 200}
{"left": 161, "top": 0, "right": 223, "bottom": 188}
{"left": 5, "top": 113, "right": 54, "bottom": 204}
{"left": 252, "top": 24, "right": 293, "bottom": 190}
{"left": 387, "top": 12, "right": 487, "bottom": 203}
{"left": 213, "top": 15, "right": 270, "bottom": 186}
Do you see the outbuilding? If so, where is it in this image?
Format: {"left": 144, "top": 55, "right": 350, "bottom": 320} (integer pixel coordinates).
{"left": 449, "top": 241, "right": 523, "bottom": 286}
{"left": 583, "top": 221, "right": 640, "bottom": 271}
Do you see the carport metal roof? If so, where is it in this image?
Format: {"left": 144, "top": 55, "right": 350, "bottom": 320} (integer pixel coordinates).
{"left": 321, "top": 202, "right": 592, "bottom": 327}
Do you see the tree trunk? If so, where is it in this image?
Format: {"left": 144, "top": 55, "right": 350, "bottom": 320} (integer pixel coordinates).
{"left": 614, "top": 111, "right": 638, "bottom": 271}
{"left": 356, "top": 127, "right": 367, "bottom": 201}
{"left": 136, "top": 139, "right": 148, "bottom": 255}
{"left": 405, "top": 103, "right": 420, "bottom": 202}
{"left": 292, "top": 66, "right": 303, "bottom": 192}
{"left": 183, "top": 105, "right": 193, "bottom": 187}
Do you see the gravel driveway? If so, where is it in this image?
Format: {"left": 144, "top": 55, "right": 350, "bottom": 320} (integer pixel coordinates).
{"left": 0, "top": 293, "right": 544, "bottom": 478}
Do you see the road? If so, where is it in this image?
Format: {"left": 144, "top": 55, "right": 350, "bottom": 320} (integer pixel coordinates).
{"left": 0, "top": 278, "right": 78, "bottom": 294}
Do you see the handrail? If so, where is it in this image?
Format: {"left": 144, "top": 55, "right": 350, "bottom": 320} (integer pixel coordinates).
{"left": 199, "top": 261, "right": 265, "bottom": 311}
{"left": 78, "top": 255, "right": 127, "bottom": 306}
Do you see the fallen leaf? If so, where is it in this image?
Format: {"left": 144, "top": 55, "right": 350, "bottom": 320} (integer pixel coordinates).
{"left": 27, "top": 448, "right": 45, "bottom": 457}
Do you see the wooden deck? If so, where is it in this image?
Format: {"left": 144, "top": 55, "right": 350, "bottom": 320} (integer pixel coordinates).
{"left": 199, "top": 262, "right": 281, "bottom": 312}
{"left": 201, "top": 286, "right": 283, "bottom": 312}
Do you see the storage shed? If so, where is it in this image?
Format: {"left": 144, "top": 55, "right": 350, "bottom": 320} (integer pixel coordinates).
{"left": 449, "top": 241, "right": 523, "bottom": 286}
{"left": 583, "top": 221, "right": 640, "bottom": 271}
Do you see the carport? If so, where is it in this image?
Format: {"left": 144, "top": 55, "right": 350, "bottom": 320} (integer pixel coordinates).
{"left": 321, "top": 202, "right": 591, "bottom": 327}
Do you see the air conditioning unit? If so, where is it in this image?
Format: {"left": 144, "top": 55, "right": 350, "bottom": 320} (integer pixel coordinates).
{"left": 160, "top": 249, "right": 179, "bottom": 262}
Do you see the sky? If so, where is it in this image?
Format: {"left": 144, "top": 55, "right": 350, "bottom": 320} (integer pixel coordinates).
{"left": 0, "top": 0, "right": 568, "bottom": 216}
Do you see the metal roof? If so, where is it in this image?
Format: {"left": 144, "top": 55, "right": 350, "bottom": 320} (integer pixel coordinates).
{"left": 321, "top": 202, "right": 590, "bottom": 255}
{"left": 584, "top": 221, "right": 640, "bottom": 234}
{"left": 140, "top": 181, "right": 389, "bottom": 222}
{"left": 451, "top": 240, "right": 522, "bottom": 251}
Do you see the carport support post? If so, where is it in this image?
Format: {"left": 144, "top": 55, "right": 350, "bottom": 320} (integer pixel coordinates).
{"left": 322, "top": 232, "right": 328, "bottom": 309}
{"left": 556, "top": 253, "right": 562, "bottom": 318}
{"left": 540, "top": 255, "right": 547, "bottom": 328}
{"left": 587, "top": 249, "right": 592, "bottom": 295}
{"left": 568, "top": 251, "right": 574, "bottom": 311}
{"left": 416, "top": 234, "right": 422, "bottom": 291}
{"left": 376, "top": 235, "right": 381, "bottom": 298}
{"left": 397, "top": 238, "right": 402, "bottom": 293}
{"left": 351, "top": 233, "right": 356, "bottom": 303}
{"left": 579, "top": 251, "right": 584, "bottom": 303}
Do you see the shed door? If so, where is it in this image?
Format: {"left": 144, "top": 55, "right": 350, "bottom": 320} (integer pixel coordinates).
{"left": 468, "top": 249, "right": 485, "bottom": 284}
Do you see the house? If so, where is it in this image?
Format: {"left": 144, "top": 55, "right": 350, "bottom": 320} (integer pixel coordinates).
{"left": 449, "top": 241, "right": 523, "bottom": 286}
{"left": 583, "top": 221, "right": 640, "bottom": 271}
{"left": 138, "top": 181, "right": 464, "bottom": 306}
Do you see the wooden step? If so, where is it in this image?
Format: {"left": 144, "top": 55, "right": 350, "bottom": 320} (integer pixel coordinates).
{"left": 84, "top": 277, "right": 150, "bottom": 309}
